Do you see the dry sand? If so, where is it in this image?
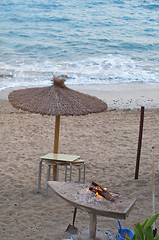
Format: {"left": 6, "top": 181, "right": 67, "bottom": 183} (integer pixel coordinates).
{"left": 0, "top": 84, "right": 159, "bottom": 239}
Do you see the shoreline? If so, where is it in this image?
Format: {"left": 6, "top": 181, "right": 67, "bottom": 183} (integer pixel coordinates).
{"left": 70, "top": 82, "right": 159, "bottom": 109}
{"left": 0, "top": 82, "right": 159, "bottom": 109}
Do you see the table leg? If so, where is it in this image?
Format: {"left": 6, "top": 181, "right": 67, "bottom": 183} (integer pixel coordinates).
{"left": 83, "top": 163, "right": 86, "bottom": 183}
{"left": 89, "top": 213, "right": 97, "bottom": 239}
{"left": 78, "top": 165, "right": 81, "bottom": 183}
{"left": 69, "top": 163, "right": 72, "bottom": 182}
{"left": 65, "top": 165, "right": 67, "bottom": 182}
{"left": 38, "top": 159, "right": 43, "bottom": 192}
{"left": 46, "top": 165, "right": 51, "bottom": 195}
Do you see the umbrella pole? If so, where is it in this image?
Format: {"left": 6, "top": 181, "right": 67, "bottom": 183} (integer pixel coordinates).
{"left": 53, "top": 115, "right": 60, "bottom": 180}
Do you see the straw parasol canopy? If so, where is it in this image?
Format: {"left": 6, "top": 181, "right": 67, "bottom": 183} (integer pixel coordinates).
{"left": 8, "top": 76, "right": 107, "bottom": 179}
{"left": 8, "top": 76, "right": 107, "bottom": 116}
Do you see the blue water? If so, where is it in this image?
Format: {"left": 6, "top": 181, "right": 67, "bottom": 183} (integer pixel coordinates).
{"left": 0, "top": 0, "right": 159, "bottom": 90}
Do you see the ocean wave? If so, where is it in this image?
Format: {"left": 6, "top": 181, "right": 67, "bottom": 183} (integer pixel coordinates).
{"left": 0, "top": 55, "right": 159, "bottom": 90}
{"left": 141, "top": 4, "right": 159, "bottom": 10}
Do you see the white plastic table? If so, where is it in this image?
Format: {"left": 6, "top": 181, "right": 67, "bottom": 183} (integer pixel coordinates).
{"left": 38, "top": 153, "right": 85, "bottom": 195}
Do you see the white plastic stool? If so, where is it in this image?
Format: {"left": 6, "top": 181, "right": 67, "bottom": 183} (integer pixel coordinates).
{"left": 38, "top": 158, "right": 86, "bottom": 195}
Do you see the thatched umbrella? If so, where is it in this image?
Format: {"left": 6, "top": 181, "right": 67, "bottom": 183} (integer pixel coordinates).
{"left": 8, "top": 76, "right": 107, "bottom": 179}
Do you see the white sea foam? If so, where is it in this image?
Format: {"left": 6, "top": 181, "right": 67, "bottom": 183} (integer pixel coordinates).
{"left": 0, "top": 55, "right": 159, "bottom": 91}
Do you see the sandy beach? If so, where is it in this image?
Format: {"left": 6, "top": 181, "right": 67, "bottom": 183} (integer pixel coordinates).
{"left": 0, "top": 84, "right": 159, "bottom": 240}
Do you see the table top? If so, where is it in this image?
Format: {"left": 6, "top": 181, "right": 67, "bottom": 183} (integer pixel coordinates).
{"left": 41, "top": 153, "right": 80, "bottom": 163}
{"left": 48, "top": 181, "right": 136, "bottom": 220}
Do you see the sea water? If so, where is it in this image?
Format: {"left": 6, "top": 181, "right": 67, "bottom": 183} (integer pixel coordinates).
{"left": 0, "top": 0, "right": 159, "bottom": 90}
